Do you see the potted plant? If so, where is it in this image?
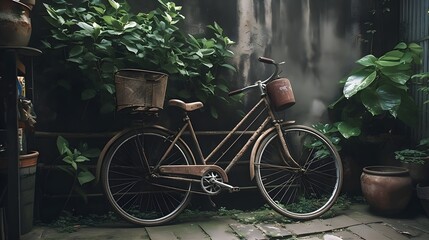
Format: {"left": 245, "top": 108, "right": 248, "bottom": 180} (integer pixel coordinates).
{"left": 329, "top": 42, "right": 422, "bottom": 142}
{"left": 395, "top": 138, "right": 429, "bottom": 216}
{"left": 325, "top": 42, "right": 424, "bottom": 212}
{"left": 38, "top": 0, "right": 238, "bottom": 132}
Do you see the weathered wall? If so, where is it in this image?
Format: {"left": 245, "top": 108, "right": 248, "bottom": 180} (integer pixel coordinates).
{"left": 131, "top": 0, "right": 368, "bottom": 125}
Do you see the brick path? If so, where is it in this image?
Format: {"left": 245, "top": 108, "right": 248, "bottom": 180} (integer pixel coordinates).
{"left": 22, "top": 204, "right": 429, "bottom": 240}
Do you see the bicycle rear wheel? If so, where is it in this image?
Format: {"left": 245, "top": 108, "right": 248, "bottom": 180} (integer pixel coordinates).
{"left": 101, "top": 128, "right": 194, "bottom": 226}
{"left": 255, "top": 125, "right": 343, "bottom": 220}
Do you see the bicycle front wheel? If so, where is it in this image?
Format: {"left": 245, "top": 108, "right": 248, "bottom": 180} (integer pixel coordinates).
{"left": 101, "top": 128, "right": 194, "bottom": 226}
{"left": 255, "top": 125, "right": 343, "bottom": 220}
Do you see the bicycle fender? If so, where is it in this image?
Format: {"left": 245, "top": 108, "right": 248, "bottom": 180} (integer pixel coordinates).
{"left": 249, "top": 121, "right": 295, "bottom": 180}
{"left": 94, "top": 125, "right": 181, "bottom": 184}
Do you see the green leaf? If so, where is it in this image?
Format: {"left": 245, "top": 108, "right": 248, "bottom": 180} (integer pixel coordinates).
{"left": 409, "top": 42, "right": 423, "bottom": 54}
{"left": 103, "top": 84, "right": 115, "bottom": 94}
{"left": 75, "top": 155, "right": 90, "bottom": 162}
{"left": 361, "top": 88, "right": 383, "bottom": 116}
{"left": 397, "top": 94, "right": 418, "bottom": 127}
{"left": 343, "top": 68, "right": 376, "bottom": 98}
{"left": 102, "top": 15, "right": 114, "bottom": 25}
{"left": 338, "top": 121, "right": 361, "bottom": 139}
{"left": 71, "top": 161, "right": 78, "bottom": 170}
{"left": 375, "top": 60, "right": 401, "bottom": 67}
{"left": 379, "top": 50, "right": 404, "bottom": 61}
{"left": 376, "top": 84, "right": 402, "bottom": 114}
{"left": 108, "top": 0, "right": 120, "bottom": 10}
{"left": 394, "top": 42, "right": 407, "bottom": 50}
{"left": 56, "top": 136, "right": 70, "bottom": 155}
{"left": 380, "top": 67, "right": 411, "bottom": 85}
{"left": 77, "top": 171, "right": 95, "bottom": 185}
{"left": 77, "top": 22, "right": 93, "bottom": 32}
{"left": 92, "top": 6, "right": 105, "bottom": 14}
{"left": 124, "top": 21, "right": 137, "bottom": 29}
{"left": 69, "top": 46, "right": 84, "bottom": 58}
{"left": 356, "top": 55, "right": 376, "bottom": 66}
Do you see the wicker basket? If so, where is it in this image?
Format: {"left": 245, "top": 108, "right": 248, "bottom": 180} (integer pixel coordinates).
{"left": 114, "top": 69, "right": 168, "bottom": 112}
{"left": 266, "top": 78, "right": 296, "bottom": 111}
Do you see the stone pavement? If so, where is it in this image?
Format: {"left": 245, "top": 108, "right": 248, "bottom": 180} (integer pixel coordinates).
{"left": 22, "top": 204, "right": 429, "bottom": 240}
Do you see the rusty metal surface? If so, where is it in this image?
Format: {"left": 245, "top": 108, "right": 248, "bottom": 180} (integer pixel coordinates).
{"left": 159, "top": 165, "right": 229, "bottom": 182}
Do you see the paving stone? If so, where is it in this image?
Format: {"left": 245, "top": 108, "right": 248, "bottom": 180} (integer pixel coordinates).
{"left": 229, "top": 223, "right": 267, "bottom": 240}
{"left": 199, "top": 217, "right": 240, "bottom": 240}
{"left": 297, "top": 236, "right": 323, "bottom": 240}
{"left": 24, "top": 227, "right": 151, "bottom": 240}
{"left": 148, "top": 223, "right": 210, "bottom": 240}
{"left": 145, "top": 226, "right": 178, "bottom": 240}
{"left": 285, "top": 219, "right": 334, "bottom": 235}
{"left": 329, "top": 230, "right": 363, "bottom": 240}
{"left": 320, "top": 215, "right": 361, "bottom": 229}
{"left": 256, "top": 223, "right": 292, "bottom": 238}
{"left": 347, "top": 224, "right": 392, "bottom": 240}
{"left": 382, "top": 219, "right": 423, "bottom": 237}
{"left": 367, "top": 223, "right": 409, "bottom": 240}
{"left": 383, "top": 216, "right": 429, "bottom": 236}
{"left": 344, "top": 206, "right": 384, "bottom": 224}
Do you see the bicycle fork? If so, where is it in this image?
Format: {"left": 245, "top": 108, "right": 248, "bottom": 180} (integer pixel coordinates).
{"left": 273, "top": 121, "right": 302, "bottom": 169}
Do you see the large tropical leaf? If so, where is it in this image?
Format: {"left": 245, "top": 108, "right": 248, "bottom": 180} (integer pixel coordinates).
{"left": 376, "top": 84, "right": 402, "bottom": 116}
{"left": 361, "top": 88, "right": 383, "bottom": 116}
{"left": 343, "top": 68, "right": 376, "bottom": 98}
{"left": 357, "top": 55, "right": 376, "bottom": 67}
{"left": 397, "top": 94, "right": 418, "bottom": 127}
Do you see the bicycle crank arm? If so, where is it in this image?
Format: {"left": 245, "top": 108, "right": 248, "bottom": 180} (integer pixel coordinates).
{"left": 210, "top": 178, "right": 240, "bottom": 192}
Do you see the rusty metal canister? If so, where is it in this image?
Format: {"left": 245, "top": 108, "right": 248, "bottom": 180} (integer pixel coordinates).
{"left": 266, "top": 78, "right": 295, "bottom": 111}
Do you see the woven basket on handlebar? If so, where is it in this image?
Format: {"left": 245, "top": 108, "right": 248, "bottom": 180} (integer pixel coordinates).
{"left": 114, "top": 69, "right": 168, "bottom": 112}
{"left": 266, "top": 78, "right": 296, "bottom": 111}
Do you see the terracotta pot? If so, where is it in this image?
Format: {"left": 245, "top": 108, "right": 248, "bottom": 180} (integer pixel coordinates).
{"left": 0, "top": 0, "right": 32, "bottom": 46}
{"left": 361, "top": 166, "right": 412, "bottom": 215}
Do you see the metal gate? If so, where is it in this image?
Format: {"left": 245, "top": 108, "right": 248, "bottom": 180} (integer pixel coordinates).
{"left": 400, "top": 0, "right": 429, "bottom": 140}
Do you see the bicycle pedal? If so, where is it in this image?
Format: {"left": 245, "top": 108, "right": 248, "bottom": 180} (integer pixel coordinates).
{"left": 230, "top": 187, "right": 240, "bottom": 192}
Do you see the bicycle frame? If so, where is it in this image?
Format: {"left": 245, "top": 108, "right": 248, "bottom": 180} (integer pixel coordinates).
{"left": 155, "top": 89, "right": 300, "bottom": 179}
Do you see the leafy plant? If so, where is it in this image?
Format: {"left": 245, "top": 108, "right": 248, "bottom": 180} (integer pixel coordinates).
{"left": 312, "top": 123, "right": 343, "bottom": 151}
{"left": 329, "top": 42, "right": 423, "bottom": 139}
{"left": 395, "top": 138, "right": 429, "bottom": 164}
{"left": 42, "top": 0, "right": 238, "bottom": 119}
{"left": 56, "top": 136, "right": 100, "bottom": 202}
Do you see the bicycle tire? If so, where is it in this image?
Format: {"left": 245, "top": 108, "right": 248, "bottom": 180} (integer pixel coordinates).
{"left": 101, "top": 127, "right": 194, "bottom": 226}
{"left": 254, "top": 125, "right": 343, "bottom": 220}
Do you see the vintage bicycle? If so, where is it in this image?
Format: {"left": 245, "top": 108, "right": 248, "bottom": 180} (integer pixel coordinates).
{"left": 96, "top": 57, "right": 343, "bottom": 226}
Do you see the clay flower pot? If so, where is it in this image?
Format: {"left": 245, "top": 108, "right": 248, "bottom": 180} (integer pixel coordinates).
{"left": 0, "top": 0, "right": 32, "bottom": 46}
{"left": 361, "top": 166, "right": 412, "bottom": 215}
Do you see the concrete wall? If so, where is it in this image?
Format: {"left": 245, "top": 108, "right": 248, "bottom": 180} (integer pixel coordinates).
{"left": 132, "top": 0, "right": 367, "bottom": 125}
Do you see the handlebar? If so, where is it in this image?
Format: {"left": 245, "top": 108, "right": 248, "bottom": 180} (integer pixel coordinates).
{"left": 228, "top": 57, "right": 284, "bottom": 96}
